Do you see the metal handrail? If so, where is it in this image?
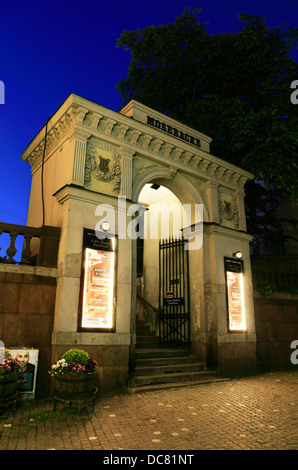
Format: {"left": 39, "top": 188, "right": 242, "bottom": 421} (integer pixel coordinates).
{"left": 137, "top": 293, "right": 159, "bottom": 313}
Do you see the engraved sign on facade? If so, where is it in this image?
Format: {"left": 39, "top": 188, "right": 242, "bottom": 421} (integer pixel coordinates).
{"left": 147, "top": 115, "right": 201, "bottom": 148}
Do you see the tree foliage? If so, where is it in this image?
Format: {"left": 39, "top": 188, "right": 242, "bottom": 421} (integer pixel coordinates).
{"left": 116, "top": 10, "right": 298, "bottom": 252}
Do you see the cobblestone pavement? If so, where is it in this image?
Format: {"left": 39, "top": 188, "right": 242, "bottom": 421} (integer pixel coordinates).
{"left": 0, "top": 370, "right": 297, "bottom": 451}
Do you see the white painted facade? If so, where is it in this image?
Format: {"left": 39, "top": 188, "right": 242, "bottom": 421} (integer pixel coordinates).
{"left": 20, "top": 93, "right": 257, "bottom": 386}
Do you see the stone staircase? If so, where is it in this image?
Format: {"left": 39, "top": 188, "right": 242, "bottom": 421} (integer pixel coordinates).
{"left": 128, "top": 318, "right": 224, "bottom": 392}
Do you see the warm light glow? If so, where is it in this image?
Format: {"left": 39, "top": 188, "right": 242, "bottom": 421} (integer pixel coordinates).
{"left": 82, "top": 243, "right": 115, "bottom": 329}
{"left": 101, "top": 221, "right": 110, "bottom": 232}
{"left": 239, "top": 273, "right": 247, "bottom": 330}
{"left": 227, "top": 271, "right": 246, "bottom": 331}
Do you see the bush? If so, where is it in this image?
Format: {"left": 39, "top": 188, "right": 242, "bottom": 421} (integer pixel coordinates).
{"left": 62, "top": 349, "right": 90, "bottom": 365}
{"left": 50, "top": 348, "right": 98, "bottom": 375}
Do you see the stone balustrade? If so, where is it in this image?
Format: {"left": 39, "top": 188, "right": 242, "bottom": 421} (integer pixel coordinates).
{"left": 0, "top": 222, "right": 60, "bottom": 267}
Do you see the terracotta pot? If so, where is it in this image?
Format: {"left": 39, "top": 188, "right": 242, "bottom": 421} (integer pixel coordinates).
{"left": 0, "top": 375, "right": 19, "bottom": 398}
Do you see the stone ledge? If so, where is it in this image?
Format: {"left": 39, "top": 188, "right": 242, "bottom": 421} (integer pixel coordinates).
{"left": 0, "top": 264, "right": 58, "bottom": 278}
{"left": 51, "top": 331, "right": 131, "bottom": 346}
{"left": 218, "top": 332, "right": 256, "bottom": 343}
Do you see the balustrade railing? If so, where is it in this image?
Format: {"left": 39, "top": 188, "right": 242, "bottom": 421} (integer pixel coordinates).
{"left": 251, "top": 254, "right": 298, "bottom": 294}
{"left": 0, "top": 222, "right": 60, "bottom": 267}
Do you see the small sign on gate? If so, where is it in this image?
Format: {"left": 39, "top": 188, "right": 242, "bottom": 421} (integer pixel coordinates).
{"left": 163, "top": 297, "right": 185, "bottom": 306}
{"left": 165, "top": 291, "right": 174, "bottom": 298}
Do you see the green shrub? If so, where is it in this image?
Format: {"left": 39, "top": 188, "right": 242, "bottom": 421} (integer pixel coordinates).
{"left": 62, "top": 349, "right": 90, "bottom": 365}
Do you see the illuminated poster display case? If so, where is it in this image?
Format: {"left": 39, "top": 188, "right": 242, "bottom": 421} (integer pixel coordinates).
{"left": 224, "top": 257, "right": 246, "bottom": 332}
{"left": 79, "top": 229, "right": 117, "bottom": 332}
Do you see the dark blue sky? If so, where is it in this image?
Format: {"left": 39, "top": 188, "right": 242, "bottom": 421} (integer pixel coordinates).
{"left": 0, "top": 0, "right": 297, "bottom": 226}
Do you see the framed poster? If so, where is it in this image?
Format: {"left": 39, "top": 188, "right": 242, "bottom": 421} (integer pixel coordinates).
{"left": 8, "top": 348, "right": 39, "bottom": 400}
{"left": 224, "top": 257, "right": 246, "bottom": 332}
{"left": 79, "top": 229, "right": 117, "bottom": 331}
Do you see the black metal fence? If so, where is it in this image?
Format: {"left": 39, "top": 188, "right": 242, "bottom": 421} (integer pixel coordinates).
{"left": 251, "top": 255, "right": 298, "bottom": 295}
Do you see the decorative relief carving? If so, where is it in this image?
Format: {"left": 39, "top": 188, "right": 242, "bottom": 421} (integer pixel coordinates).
{"left": 169, "top": 166, "right": 178, "bottom": 178}
{"left": 98, "top": 117, "right": 107, "bottom": 133}
{"left": 111, "top": 123, "right": 121, "bottom": 137}
{"left": 28, "top": 152, "right": 41, "bottom": 168}
{"left": 124, "top": 129, "right": 132, "bottom": 142}
{"left": 218, "top": 193, "right": 239, "bottom": 228}
{"left": 85, "top": 140, "right": 121, "bottom": 192}
{"left": 133, "top": 157, "right": 144, "bottom": 172}
{"left": 83, "top": 112, "right": 92, "bottom": 126}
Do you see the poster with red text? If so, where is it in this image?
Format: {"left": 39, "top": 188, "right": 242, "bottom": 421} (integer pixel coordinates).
{"left": 226, "top": 271, "right": 246, "bottom": 331}
{"left": 82, "top": 247, "right": 115, "bottom": 329}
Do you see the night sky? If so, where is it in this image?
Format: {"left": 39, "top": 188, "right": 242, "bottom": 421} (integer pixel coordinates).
{"left": 0, "top": 0, "right": 297, "bottom": 227}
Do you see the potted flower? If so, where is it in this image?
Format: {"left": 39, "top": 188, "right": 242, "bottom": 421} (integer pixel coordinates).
{"left": 0, "top": 349, "right": 24, "bottom": 398}
{"left": 50, "top": 349, "right": 98, "bottom": 398}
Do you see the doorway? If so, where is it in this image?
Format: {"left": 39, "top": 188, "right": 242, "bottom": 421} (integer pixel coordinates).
{"left": 136, "top": 182, "right": 190, "bottom": 347}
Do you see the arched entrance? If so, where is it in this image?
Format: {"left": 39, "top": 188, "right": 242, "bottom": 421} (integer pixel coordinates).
{"left": 131, "top": 172, "right": 206, "bottom": 356}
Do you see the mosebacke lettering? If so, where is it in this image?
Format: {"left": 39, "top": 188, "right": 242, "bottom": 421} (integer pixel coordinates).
{"left": 147, "top": 115, "right": 201, "bottom": 148}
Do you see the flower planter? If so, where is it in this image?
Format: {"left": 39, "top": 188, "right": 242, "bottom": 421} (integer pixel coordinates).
{"left": 51, "top": 349, "right": 99, "bottom": 412}
{"left": 54, "top": 372, "right": 97, "bottom": 396}
{"left": 0, "top": 375, "right": 19, "bottom": 398}
{"left": 53, "top": 372, "right": 98, "bottom": 413}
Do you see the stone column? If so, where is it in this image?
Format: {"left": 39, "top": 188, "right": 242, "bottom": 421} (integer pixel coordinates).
{"left": 120, "top": 147, "right": 134, "bottom": 200}
{"left": 68, "top": 129, "right": 90, "bottom": 187}
{"left": 236, "top": 189, "right": 247, "bottom": 231}
{"left": 206, "top": 181, "right": 220, "bottom": 224}
{"left": 204, "top": 223, "right": 257, "bottom": 377}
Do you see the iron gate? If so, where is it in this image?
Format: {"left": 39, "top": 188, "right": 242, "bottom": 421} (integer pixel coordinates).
{"left": 159, "top": 236, "right": 190, "bottom": 347}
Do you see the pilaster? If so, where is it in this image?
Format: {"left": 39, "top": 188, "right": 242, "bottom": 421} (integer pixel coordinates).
{"left": 206, "top": 180, "right": 220, "bottom": 224}
{"left": 68, "top": 129, "right": 90, "bottom": 187}
{"left": 236, "top": 189, "right": 247, "bottom": 231}
{"left": 120, "top": 147, "right": 134, "bottom": 200}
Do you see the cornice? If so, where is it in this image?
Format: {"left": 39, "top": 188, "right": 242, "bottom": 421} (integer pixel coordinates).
{"left": 53, "top": 184, "right": 120, "bottom": 207}
{"left": 203, "top": 222, "right": 253, "bottom": 242}
{"left": 20, "top": 93, "right": 254, "bottom": 190}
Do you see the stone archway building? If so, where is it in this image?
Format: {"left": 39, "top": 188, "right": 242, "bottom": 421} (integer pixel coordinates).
{"left": 21, "top": 93, "right": 257, "bottom": 392}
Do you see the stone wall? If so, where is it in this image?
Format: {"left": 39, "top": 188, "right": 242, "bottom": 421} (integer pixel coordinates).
{"left": 51, "top": 344, "right": 130, "bottom": 395}
{"left": 0, "top": 266, "right": 57, "bottom": 396}
{"left": 254, "top": 294, "right": 298, "bottom": 371}
{"left": 217, "top": 341, "right": 257, "bottom": 377}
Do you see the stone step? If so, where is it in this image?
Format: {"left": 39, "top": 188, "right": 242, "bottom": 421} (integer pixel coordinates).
{"left": 131, "top": 317, "right": 220, "bottom": 392}
{"left": 134, "top": 355, "right": 196, "bottom": 367}
{"left": 127, "top": 377, "right": 231, "bottom": 394}
{"left": 134, "top": 362, "right": 205, "bottom": 376}
{"left": 136, "top": 335, "right": 159, "bottom": 342}
{"left": 134, "top": 348, "right": 191, "bottom": 359}
{"left": 136, "top": 326, "right": 155, "bottom": 336}
{"left": 128, "top": 369, "right": 217, "bottom": 388}
{"left": 136, "top": 339, "right": 161, "bottom": 348}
